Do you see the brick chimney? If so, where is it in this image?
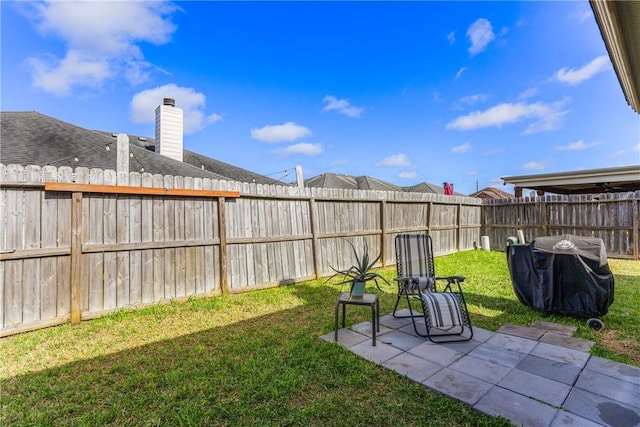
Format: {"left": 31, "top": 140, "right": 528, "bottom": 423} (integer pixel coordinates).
{"left": 154, "top": 98, "right": 183, "bottom": 162}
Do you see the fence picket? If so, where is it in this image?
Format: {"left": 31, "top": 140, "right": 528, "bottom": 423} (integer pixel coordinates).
{"left": 87, "top": 169, "right": 105, "bottom": 313}
{"left": 103, "top": 170, "right": 117, "bottom": 310}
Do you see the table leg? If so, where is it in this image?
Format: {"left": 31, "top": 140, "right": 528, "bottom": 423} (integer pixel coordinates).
{"left": 371, "top": 303, "right": 376, "bottom": 346}
{"left": 376, "top": 299, "right": 380, "bottom": 332}
{"left": 334, "top": 301, "right": 340, "bottom": 342}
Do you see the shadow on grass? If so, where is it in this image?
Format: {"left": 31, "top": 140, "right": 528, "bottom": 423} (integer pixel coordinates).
{"left": 2, "top": 283, "right": 510, "bottom": 427}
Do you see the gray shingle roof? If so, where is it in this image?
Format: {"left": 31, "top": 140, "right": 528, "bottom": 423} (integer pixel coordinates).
{"left": 469, "top": 186, "right": 513, "bottom": 199}
{"left": 304, "top": 172, "right": 404, "bottom": 192}
{"left": 95, "top": 131, "right": 282, "bottom": 185}
{"left": 1, "top": 111, "right": 280, "bottom": 184}
{"left": 305, "top": 172, "right": 467, "bottom": 195}
{"left": 402, "top": 182, "right": 466, "bottom": 196}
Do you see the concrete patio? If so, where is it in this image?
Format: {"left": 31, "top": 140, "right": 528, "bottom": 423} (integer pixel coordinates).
{"left": 320, "top": 310, "right": 640, "bottom": 427}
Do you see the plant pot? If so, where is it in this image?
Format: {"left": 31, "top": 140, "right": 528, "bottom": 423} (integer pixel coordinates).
{"left": 350, "top": 280, "right": 366, "bottom": 299}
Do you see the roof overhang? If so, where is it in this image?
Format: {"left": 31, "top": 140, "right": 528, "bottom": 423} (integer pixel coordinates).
{"left": 501, "top": 165, "right": 640, "bottom": 195}
{"left": 590, "top": 0, "right": 640, "bottom": 113}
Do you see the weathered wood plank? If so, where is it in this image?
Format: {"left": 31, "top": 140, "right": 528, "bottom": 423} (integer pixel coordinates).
{"left": 152, "top": 174, "right": 165, "bottom": 302}
{"left": 163, "top": 175, "right": 176, "bottom": 299}
{"left": 40, "top": 166, "right": 59, "bottom": 320}
{"left": 218, "top": 197, "right": 228, "bottom": 294}
{"left": 4, "top": 166, "right": 24, "bottom": 327}
{"left": 0, "top": 165, "right": 6, "bottom": 328}
{"left": 57, "top": 167, "right": 73, "bottom": 318}
{"left": 88, "top": 169, "right": 105, "bottom": 313}
{"left": 174, "top": 176, "right": 186, "bottom": 297}
{"left": 140, "top": 173, "right": 154, "bottom": 304}
{"left": 70, "top": 191, "right": 83, "bottom": 324}
{"left": 44, "top": 181, "right": 240, "bottom": 198}
{"left": 128, "top": 172, "right": 142, "bottom": 305}
{"left": 184, "top": 177, "right": 196, "bottom": 295}
{"left": 244, "top": 198, "right": 256, "bottom": 286}
{"left": 194, "top": 178, "right": 205, "bottom": 294}
{"left": 22, "top": 167, "right": 42, "bottom": 323}
{"left": 202, "top": 178, "right": 216, "bottom": 292}
{"left": 116, "top": 171, "right": 130, "bottom": 308}
{"left": 102, "top": 170, "right": 117, "bottom": 310}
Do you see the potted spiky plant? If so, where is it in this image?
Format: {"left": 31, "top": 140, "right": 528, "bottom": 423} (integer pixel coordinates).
{"left": 328, "top": 239, "right": 390, "bottom": 299}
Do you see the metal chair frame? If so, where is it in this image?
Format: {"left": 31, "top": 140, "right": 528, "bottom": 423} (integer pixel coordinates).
{"left": 393, "top": 233, "right": 473, "bottom": 342}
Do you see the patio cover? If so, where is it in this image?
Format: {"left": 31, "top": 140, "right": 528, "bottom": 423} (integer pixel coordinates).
{"left": 590, "top": 0, "right": 640, "bottom": 113}
{"left": 501, "top": 165, "right": 640, "bottom": 196}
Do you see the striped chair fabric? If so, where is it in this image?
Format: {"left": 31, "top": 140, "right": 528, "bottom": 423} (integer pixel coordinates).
{"left": 420, "top": 291, "right": 463, "bottom": 329}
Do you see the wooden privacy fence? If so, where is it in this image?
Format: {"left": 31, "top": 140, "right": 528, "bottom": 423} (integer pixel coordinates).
{"left": 0, "top": 164, "right": 482, "bottom": 336}
{"left": 483, "top": 191, "right": 640, "bottom": 260}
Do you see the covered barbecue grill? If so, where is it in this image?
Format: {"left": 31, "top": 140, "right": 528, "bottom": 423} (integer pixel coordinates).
{"left": 506, "top": 234, "right": 614, "bottom": 324}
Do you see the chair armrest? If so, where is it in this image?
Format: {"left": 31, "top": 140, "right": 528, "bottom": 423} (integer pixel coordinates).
{"left": 435, "top": 275, "right": 465, "bottom": 282}
{"left": 434, "top": 276, "right": 465, "bottom": 292}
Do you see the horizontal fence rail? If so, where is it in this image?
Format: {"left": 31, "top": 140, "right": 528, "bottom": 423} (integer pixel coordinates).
{"left": 0, "top": 164, "right": 481, "bottom": 336}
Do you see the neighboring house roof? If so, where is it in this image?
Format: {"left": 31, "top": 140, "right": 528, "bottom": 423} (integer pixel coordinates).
{"left": 304, "top": 173, "right": 467, "bottom": 195}
{"left": 501, "top": 165, "right": 640, "bottom": 195}
{"left": 590, "top": 0, "right": 640, "bottom": 114}
{"left": 402, "top": 181, "right": 465, "bottom": 196}
{"left": 97, "top": 132, "right": 282, "bottom": 185}
{"left": 304, "top": 172, "right": 404, "bottom": 192}
{"left": 1, "top": 111, "right": 281, "bottom": 185}
{"left": 469, "top": 187, "right": 513, "bottom": 199}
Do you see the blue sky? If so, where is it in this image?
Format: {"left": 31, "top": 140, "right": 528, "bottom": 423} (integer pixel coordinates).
{"left": 2, "top": 1, "right": 639, "bottom": 195}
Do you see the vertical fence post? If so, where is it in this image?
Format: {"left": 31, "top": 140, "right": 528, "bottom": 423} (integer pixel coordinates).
{"left": 540, "top": 196, "right": 548, "bottom": 236}
{"left": 380, "top": 200, "right": 387, "bottom": 266}
{"left": 218, "top": 197, "right": 228, "bottom": 294}
{"left": 481, "top": 200, "right": 489, "bottom": 247}
{"left": 457, "top": 203, "right": 462, "bottom": 252}
{"left": 633, "top": 197, "right": 639, "bottom": 260}
{"left": 309, "top": 198, "right": 320, "bottom": 279}
{"left": 70, "top": 192, "right": 83, "bottom": 325}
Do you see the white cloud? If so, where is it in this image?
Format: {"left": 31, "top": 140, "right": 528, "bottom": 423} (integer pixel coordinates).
{"left": 446, "top": 100, "right": 569, "bottom": 135}
{"left": 206, "top": 113, "right": 223, "bottom": 125}
{"left": 25, "top": 51, "right": 112, "bottom": 96}
{"left": 483, "top": 147, "right": 505, "bottom": 156}
{"left": 555, "top": 55, "right": 611, "bottom": 85}
{"left": 467, "top": 18, "right": 495, "bottom": 55}
{"left": 454, "top": 67, "right": 467, "bottom": 81}
{"left": 321, "top": 96, "right": 364, "bottom": 118}
{"left": 447, "top": 31, "right": 456, "bottom": 45}
{"left": 518, "top": 88, "right": 539, "bottom": 100}
{"left": 633, "top": 142, "right": 640, "bottom": 152}
{"left": 250, "top": 122, "right": 311, "bottom": 143}
{"left": 278, "top": 143, "right": 324, "bottom": 157}
{"left": 452, "top": 142, "right": 471, "bottom": 154}
{"left": 375, "top": 153, "right": 411, "bottom": 167}
{"left": 554, "top": 140, "right": 600, "bottom": 151}
{"left": 23, "top": 1, "right": 178, "bottom": 96}
{"left": 522, "top": 161, "right": 546, "bottom": 170}
{"left": 130, "top": 84, "right": 221, "bottom": 135}
{"left": 466, "top": 170, "right": 478, "bottom": 176}
{"left": 398, "top": 171, "right": 417, "bottom": 179}
{"left": 459, "top": 94, "right": 489, "bottom": 105}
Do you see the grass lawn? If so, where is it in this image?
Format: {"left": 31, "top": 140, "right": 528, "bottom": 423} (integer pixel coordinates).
{"left": 1, "top": 250, "right": 638, "bottom": 426}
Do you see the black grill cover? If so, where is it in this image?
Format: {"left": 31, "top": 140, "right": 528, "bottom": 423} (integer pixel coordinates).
{"left": 506, "top": 234, "right": 614, "bottom": 318}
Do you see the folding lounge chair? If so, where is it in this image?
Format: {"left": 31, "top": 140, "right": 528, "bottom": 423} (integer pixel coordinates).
{"left": 393, "top": 233, "right": 473, "bottom": 342}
